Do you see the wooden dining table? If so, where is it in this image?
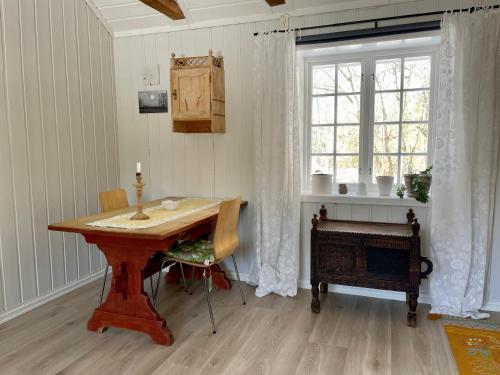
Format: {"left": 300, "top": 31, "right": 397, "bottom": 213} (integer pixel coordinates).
{"left": 48, "top": 197, "right": 247, "bottom": 345}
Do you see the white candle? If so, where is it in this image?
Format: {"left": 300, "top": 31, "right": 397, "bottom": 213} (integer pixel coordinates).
{"left": 136, "top": 161, "right": 141, "bottom": 174}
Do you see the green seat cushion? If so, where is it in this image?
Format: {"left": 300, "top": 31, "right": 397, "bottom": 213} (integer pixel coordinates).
{"left": 165, "top": 239, "right": 215, "bottom": 265}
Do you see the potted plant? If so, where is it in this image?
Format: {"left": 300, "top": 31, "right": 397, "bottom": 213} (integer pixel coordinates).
{"left": 402, "top": 166, "right": 432, "bottom": 203}
{"left": 376, "top": 176, "right": 394, "bottom": 196}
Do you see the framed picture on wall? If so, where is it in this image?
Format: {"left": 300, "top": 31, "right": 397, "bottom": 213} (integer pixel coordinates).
{"left": 138, "top": 90, "right": 168, "bottom": 113}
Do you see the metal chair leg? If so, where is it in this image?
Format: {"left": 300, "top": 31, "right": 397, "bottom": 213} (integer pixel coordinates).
{"left": 154, "top": 260, "right": 169, "bottom": 308}
{"left": 99, "top": 264, "right": 109, "bottom": 307}
{"left": 231, "top": 254, "right": 246, "bottom": 305}
{"left": 203, "top": 269, "right": 216, "bottom": 334}
{"left": 179, "top": 263, "right": 188, "bottom": 293}
{"left": 149, "top": 275, "right": 154, "bottom": 297}
{"left": 189, "top": 265, "right": 195, "bottom": 295}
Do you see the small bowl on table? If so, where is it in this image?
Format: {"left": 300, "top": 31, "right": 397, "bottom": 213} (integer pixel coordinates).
{"left": 161, "top": 200, "right": 180, "bottom": 211}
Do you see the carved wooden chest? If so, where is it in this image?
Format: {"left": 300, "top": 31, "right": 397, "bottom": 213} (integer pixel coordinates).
{"left": 310, "top": 205, "right": 433, "bottom": 327}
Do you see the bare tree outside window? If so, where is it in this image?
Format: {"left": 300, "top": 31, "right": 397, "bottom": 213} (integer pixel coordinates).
{"left": 311, "top": 62, "right": 361, "bottom": 183}
{"left": 373, "top": 56, "right": 430, "bottom": 182}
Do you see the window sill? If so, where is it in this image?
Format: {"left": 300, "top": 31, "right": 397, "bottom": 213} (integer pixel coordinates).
{"left": 301, "top": 191, "right": 430, "bottom": 207}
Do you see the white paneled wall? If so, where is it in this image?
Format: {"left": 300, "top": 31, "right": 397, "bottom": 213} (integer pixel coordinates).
{"left": 114, "top": 0, "right": 500, "bottom": 311}
{"left": 0, "top": 0, "right": 118, "bottom": 321}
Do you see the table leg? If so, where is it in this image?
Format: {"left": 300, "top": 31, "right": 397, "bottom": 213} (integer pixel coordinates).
{"left": 165, "top": 263, "right": 232, "bottom": 290}
{"left": 87, "top": 244, "right": 174, "bottom": 345}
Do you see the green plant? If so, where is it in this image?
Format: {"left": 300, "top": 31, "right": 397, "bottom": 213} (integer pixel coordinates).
{"left": 413, "top": 176, "right": 430, "bottom": 203}
{"left": 420, "top": 165, "right": 433, "bottom": 175}
{"left": 396, "top": 184, "right": 406, "bottom": 199}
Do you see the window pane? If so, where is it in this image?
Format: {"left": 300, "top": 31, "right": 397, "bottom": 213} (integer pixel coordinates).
{"left": 375, "top": 92, "right": 400, "bottom": 122}
{"left": 337, "top": 126, "right": 359, "bottom": 153}
{"left": 311, "top": 126, "right": 334, "bottom": 154}
{"left": 313, "top": 65, "right": 335, "bottom": 95}
{"left": 375, "top": 59, "right": 401, "bottom": 91}
{"left": 312, "top": 96, "right": 335, "bottom": 124}
{"left": 402, "top": 123, "right": 428, "bottom": 153}
{"left": 401, "top": 155, "right": 428, "bottom": 176}
{"left": 373, "top": 155, "right": 398, "bottom": 182}
{"left": 338, "top": 62, "right": 361, "bottom": 93}
{"left": 404, "top": 56, "right": 431, "bottom": 89}
{"left": 403, "top": 90, "right": 429, "bottom": 121}
{"left": 337, "top": 95, "right": 360, "bottom": 123}
{"left": 336, "top": 156, "right": 359, "bottom": 183}
{"left": 374, "top": 124, "right": 399, "bottom": 153}
{"left": 312, "top": 155, "right": 333, "bottom": 175}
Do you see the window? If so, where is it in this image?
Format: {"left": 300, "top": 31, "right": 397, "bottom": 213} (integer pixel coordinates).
{"left": 304, "top": 42, "right": 436, "bottom": 191}
{"left": 372, "top": 56, "right": 431, "bottom": 182}
{"left": 311, "top": 62, "right": 362, "bottom": 183}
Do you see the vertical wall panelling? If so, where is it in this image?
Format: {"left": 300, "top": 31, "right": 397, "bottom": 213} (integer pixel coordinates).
{"left": 210, "top": 26, "right": 226, "bottom": 199}
{"left": 20, "top": 0, "right": 46, "bottom": 297}
{"left": 51, "top": 0, "right": 77, "bottom": 285}
{"left": 0, "top": 0, "right": 21, "bottom": 309}
{"left": 40, "top": 0, "right": 64, "bottom": 290}
{"left": 238, "top": 22, "right": 256, "bottom": 274}
{"left": 75, "top": 0, "right": 91, "bottom": 277}
{"left": 87, "top": 10, "right": 103, "bottom": 273}
{"left": 3, "top": 0, "right": 37, "bottom": 303}
{"left": 0, "top": 0, "right": 117, "bottom": 320}
{"left": 156, "top": 33, "right": 172, "bottom": 198}
{"left": 169, "top": 31, "right": 186, "bottom": 196}
{"left": 80, "top": 2, "right": 99, "bottom": 274}
{"left": 144, "top": 34, "right": 160, "bottom": 200}
{"left": 64, "top": 0, "right": 86, "bottom": 279}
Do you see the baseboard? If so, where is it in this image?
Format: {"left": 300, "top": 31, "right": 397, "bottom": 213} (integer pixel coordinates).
{"left": 483, "top": 301, "right": 500, "bottom": 313}
{"left": 298, "top": 279, "right": 431, "bottom": 303}
{"left": 225, "top": 273, "right": 431, "bottom": 303}
{"left": 0, "top": 270, "right": 106, "bottom": 325}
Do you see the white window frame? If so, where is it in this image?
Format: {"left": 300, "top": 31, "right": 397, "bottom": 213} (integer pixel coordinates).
{"left": 303, "top": 44, "right": 439, "bottom": 193}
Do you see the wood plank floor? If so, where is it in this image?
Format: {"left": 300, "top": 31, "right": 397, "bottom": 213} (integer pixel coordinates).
{"left": 0, "top": 277, "right": 480, "bottom": 375}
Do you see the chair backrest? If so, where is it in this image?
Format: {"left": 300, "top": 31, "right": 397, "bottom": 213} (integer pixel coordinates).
{"left": 99, "top": 188, "right": 129, "bottom": 213}
{"left": 213, "top": 196, "right": 241, "bottom": 260}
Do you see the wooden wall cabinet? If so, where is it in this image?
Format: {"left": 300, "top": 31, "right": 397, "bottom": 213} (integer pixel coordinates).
{"left": 170, "top": 50, "right": 225, "bottom": 133}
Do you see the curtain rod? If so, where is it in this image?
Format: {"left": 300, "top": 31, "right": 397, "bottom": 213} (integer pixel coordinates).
{"left": 253, "top": 5, "right": 500, "bottom": 36}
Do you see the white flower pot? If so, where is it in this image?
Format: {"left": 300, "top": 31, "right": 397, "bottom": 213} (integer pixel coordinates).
{"left": 376, "top": 176, "right": 394, "bottom": 196}
{"left": 311, "top": 174, "right": 332, "bottom": 194}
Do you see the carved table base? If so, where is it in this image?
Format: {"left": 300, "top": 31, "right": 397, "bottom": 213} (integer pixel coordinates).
{"left": 84, "top": 235, "right": 175, "bottom": 345}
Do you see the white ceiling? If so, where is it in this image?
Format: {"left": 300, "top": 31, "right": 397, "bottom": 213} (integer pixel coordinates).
{"left": 89, "top": 0, "right": 411, "bottom": 37}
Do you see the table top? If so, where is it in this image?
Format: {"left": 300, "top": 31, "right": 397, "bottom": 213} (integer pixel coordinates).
{"left": 48, "top": 197, "right": 247, "bottom": 241}
{"left": 316, "top": 219, "right": 414, "bottom": 237}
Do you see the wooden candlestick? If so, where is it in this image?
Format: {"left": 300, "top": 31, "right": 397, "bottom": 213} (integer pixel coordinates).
{"left": 130, "top": 173, "right": 150, "bottom": 220}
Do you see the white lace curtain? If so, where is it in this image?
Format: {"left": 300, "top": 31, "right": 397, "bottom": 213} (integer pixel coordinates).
{"left": 429, "top": 9, "right": 500, "bottom": 318}
{"left": 248, "top": 32, "right": 301, "bottom": 297}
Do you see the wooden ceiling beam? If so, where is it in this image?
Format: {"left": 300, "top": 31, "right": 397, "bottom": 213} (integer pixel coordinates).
{"left": 139, "top": 0, "right": 185, "bottom": 20}
{"left": 265, "top": 0, "right": 286, "bottom": 6}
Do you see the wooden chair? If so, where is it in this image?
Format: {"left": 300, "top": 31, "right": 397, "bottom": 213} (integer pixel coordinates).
{"left": 99, "top": 188, "right": 129, "bottom": 213}
{"left": 98, "top": 189, "right": 129, "bottom": 306}
{"left": 154, "top": 196, "right": 246, "bottom": 334}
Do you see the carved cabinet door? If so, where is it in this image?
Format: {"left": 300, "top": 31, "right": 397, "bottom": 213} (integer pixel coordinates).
{"left": 171, "top": 67, "right": 211, "bottom": 120}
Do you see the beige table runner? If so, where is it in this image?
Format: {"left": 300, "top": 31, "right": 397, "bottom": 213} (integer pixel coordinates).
{"left": 86, "top": 198, "right": 221, "bottom": 230}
